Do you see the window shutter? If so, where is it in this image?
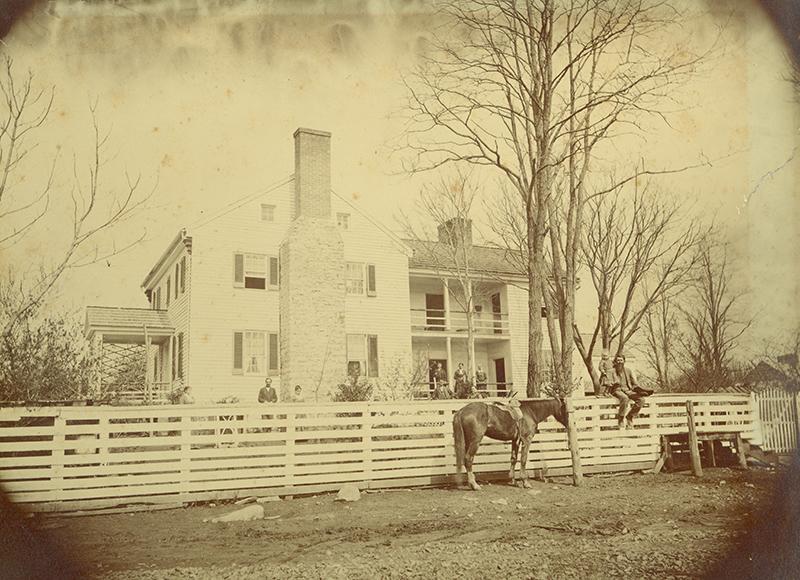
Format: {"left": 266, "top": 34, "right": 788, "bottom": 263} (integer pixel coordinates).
{"left": 234, "top": 254, "right": 244, "bottom": 287}
{"left": 180, "top": 257, "right": 186, "bottom": 293}
{"left": 233, "top": 332, "right": 243, "bottom": 374}
{"left": 367, "top": 335, "right": 379, "bottom": 377}
{"left": 171, "top": 337, "right": 176, "bottom": 380}
{"left": 166, "top": 277, "right": 171, "bottom": 307}
{"left": 366, "top": 264, "right": 377, "bottom": 297}
{"left": 177, "top": 333, "right": 184, "bottom": 379}
{"left": 175, "top": 264, "right": 179, "bottom": 298}
{"left": 269, "top": 257, "right": 279, "bottom": 290}
{"left": 268, "top": 333, "right": 279, "bottom": 373}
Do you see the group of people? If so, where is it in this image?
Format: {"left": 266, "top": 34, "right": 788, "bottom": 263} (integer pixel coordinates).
{"left": 430, "top": 362, "right": 489, "bottom": 400}
{"left": 258, "top": 378, "right": 304, "bottom": 404}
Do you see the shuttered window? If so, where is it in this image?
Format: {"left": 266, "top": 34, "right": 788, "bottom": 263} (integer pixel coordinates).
{"left": 233, "top": 332, "right": 243, "bottom": 374}
{"left": 233, "top": 331, "right": 279, "bottom": 375}
{"left": 234, "top": 253, "right": 278, "bottom": 290}
{"left": 171, "top": 337, "right": 176, "bottom": 380}
{"left": 268, "top": 333, "right": 279, "bottom": 374}
{"left": 346, "top": 334, "right": 379, "bottom": 377}
{"left": 166, "top": 277, "right": 171, "bottom": 307}
{"left": 174, "top": 264, "right": 180, "bottom": 298}
{"left": 366, "top": 264, "right": 377, "bottom": 297}
{"left": 367, "top": 334, "right": 379, "bottom": 377}
{"left": 180, "top": 257, "right": 186, "bottom": 293}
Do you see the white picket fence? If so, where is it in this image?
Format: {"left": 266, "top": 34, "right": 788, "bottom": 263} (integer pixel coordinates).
{"left": 755, "top": 387, "right": 799, "bottom": 453}
{"left": 0, "top": 394, "right": 760, "bottom": 512}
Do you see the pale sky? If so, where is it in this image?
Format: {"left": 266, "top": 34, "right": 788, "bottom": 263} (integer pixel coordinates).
{"left": 1, "top": 0, "right": 798, "bottom": 352}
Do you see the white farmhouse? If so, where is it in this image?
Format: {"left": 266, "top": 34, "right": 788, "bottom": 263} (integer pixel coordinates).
{"left": 86, "top": 128, "right": 586, "bottom": 404}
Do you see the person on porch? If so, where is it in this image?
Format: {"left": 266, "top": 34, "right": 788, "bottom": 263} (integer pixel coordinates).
{"left": 453, "top": 362, "right": 469, "bottom": 398}
{"left": 475, "top": 365, "right": 488, "bottom": 394}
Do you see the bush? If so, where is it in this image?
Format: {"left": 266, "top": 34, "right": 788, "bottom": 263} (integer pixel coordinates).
{"left": 332, "top": 375, "right": 373, "bottom": 402}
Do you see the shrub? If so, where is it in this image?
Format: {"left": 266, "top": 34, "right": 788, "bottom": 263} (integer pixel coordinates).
{"left": 332, "top": 375, "right": 373, "bottom": 402}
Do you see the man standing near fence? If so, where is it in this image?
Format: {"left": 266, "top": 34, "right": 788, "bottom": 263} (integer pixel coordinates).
{"left": 602, "top": 355, "right": 652, "bottom": 429}
{"left": 258, "top": 378, "right": 278, "bottom": 403}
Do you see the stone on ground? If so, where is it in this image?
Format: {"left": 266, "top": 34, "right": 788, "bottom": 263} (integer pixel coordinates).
{"left": 209, "top": 504, "right": 264, "bottom": 523}
{"left": 334, "top": 484, "right": 361, "bottom": 502}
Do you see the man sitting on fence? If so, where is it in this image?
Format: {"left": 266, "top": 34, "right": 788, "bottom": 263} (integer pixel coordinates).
{"left": 601, "top": 355, "right": 653, "bottom": 429}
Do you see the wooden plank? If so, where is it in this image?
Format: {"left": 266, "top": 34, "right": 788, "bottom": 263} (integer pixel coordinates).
{"left": 686, "top": 400, "right": 703, "bottom": 477}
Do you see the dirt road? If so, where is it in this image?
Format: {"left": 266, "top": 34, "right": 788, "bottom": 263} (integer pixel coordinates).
{"left": 29, "top": 468, "right": 791, "bottom": 579}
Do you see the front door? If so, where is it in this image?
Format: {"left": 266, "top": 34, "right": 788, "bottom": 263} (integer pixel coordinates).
{"left": 494, "top": 357, "right": 507, "bottom": 395}
{"left": 426, "top": 294, "right": 445, "bottom": 330}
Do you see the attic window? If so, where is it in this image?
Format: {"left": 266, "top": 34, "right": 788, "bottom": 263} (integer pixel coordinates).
{"left": 337, "top": 212, "right": 350, "bottom": 230}
{"left": 261, "top": 204, "right": 275, "bottom": 222}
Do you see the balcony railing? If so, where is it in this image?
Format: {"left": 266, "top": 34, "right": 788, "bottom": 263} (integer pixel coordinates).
{"left": 410, "top": 308, "right": 509, "bottom": 335}
{"left": 412, "top": 382, "right": 515, "bottom": 399}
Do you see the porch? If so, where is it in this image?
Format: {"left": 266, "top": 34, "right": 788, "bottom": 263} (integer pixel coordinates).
{"left": 85, "top": 306, "right": 177, "bottom": 404}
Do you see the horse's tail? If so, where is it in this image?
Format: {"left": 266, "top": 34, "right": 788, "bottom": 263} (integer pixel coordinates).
{"left": 453, "top": 410, "right": 465, "bottom": 472}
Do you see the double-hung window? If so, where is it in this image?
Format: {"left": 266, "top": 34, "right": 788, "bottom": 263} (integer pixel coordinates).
{"left": 233, "top": 331, "right": 279, "bottom": 376}
{"left": 346, "top": 262, "right": 377, "bottom": 296}
{"left": 346, "top": 334, "right": 379, "bottom": 377}
{"left": 234, "top": 253, "right": 279, "bottom": 290}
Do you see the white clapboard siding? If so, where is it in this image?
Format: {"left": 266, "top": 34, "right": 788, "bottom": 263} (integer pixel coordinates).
{"left": 0, "top": 394, "right": 760, "bottom": 511}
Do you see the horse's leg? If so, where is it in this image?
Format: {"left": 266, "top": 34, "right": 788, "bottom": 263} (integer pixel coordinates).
{"left": 519, "top": 437, "right": 533, "bottom": 488}
{"left": 509, "top": 439, "right": 519, "bottom": 485}
{"left": 464, "top": 436, "right": 483, "bottom": 491}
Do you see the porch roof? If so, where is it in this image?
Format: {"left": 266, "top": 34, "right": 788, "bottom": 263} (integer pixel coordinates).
{"left": 403, "top": 239, "right": 524, "bottom": 279}
{"left": 85, "top": 306, "right": 174, "bottom": 344}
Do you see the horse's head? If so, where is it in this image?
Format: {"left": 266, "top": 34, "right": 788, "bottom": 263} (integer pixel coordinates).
{"left": 554, "top": 397, "right": 569, "bottom": 428}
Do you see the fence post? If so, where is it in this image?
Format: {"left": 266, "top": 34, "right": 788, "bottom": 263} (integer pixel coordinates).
{"left": 362, "top": 404, "right": 374, "bottom": 488}
{"left": 686, "top": 400, "right": 702, "bottom": 477}
{"left": 51, "top": 412, "right": 66, "bottom": 501}
{"left": 285, "top": 409, "right": 296, "bottom": 493}
{"left": 565, "top": 397, "right": 583, "bottom": 487}
{"left": 179, "top": 410, "right": 191, "bottom": 500}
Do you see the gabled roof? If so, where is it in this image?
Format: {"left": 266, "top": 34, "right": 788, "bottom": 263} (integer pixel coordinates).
{"left": 141, "top": 229, "right": 192, "bottom": 291}
{"left": 85, "top": 306, "right": 174, "bottom": 339}
{"left": 403, "top": 239, "right": 524, "bottom": 278}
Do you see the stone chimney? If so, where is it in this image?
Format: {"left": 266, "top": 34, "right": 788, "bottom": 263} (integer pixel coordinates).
{"left": 279, "top": 128, "right": 346, "bottom": 402}
{"left": 437, "top": 217, "right": 473, "bottom": 247}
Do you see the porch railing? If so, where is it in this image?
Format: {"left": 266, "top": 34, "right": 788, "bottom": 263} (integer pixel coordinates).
{"left": 410, "top": 308, "right": 510, "bottom": 335}
{"left": 412, "top": 382, "right": 515, "bottom": 399}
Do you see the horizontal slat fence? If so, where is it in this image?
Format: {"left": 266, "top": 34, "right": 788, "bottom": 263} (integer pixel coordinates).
{"left": 0, "top": 394, "right": 760, "bottom": 512}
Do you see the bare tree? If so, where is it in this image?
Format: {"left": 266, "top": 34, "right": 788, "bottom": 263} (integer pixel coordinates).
{"left": 0, "top": 56, "right": 153, "bottom": 341}
{"left": 400, "top": 169, "right": 494, "bottom": 387}
{"left": 676, "top": 241, "right": 751, "bottom": 391}
{"left": 572, "top": 183, "right": 705, "bottom": 391}
{"left": 402, "top": 0, "right": 710, "bottom": 396}
{"left": 640, "top": 294, "right": 681, "bottom": 390}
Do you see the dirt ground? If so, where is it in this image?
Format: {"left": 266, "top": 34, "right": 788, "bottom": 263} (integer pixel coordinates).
{"left": 23, "top": 467, "right": 796, "bottom": 579}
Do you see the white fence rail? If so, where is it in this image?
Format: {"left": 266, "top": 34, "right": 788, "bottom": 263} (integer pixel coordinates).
{"left": 755, "top": 388, "right": 798, "bottom": 453}
{"left": 0, "top": 394, "right": 760, "bottom": 512}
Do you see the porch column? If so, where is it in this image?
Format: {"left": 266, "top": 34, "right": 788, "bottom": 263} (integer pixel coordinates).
{"left": 168, "top": 335, "right": 174, "bottom": 386}
{"left": 442, "top": 279, "right": 450, "bottom": 331}
{"left": 143, "top": 325, "right": 151, "bottom": 404}
{"left": 446, "top": 336, "right": 452, "bottom": 390}
{"left": 92, "top": 333, "right": 104, "bottom": 396}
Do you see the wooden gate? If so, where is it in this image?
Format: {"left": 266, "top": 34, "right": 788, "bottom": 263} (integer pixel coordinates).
{"left": 756, "top": 387, "right": 799, "bottom": 453}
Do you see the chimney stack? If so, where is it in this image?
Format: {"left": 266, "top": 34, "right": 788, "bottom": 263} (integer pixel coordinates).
{"left": 438, "top": 217, "right": 473, "bottom": 247}
{"left": 294, "top": 128, "right": 332, "bottom": 219}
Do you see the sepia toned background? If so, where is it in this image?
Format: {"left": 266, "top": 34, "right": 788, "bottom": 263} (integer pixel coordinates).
{"left": 0, "top": 0, "right": 797, "bottom": 352}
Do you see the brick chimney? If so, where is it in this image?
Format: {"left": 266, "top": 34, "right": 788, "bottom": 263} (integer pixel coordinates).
{"left": 293, "top": 128, "right": 332, "bottom": 219}
{"left": 438, "top": 217, "right": 473, "bottom": 247}
{"left": 279, "top": 128, "right": 346, "bottom": 402}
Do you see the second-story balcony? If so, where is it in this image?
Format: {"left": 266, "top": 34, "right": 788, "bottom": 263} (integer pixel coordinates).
{"left": 410, "top": 308, "right": 510, "bottom": 336}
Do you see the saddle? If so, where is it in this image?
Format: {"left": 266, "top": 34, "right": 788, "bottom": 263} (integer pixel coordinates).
{"left": 490, "top": 397, "right": 526, "bottom": 442}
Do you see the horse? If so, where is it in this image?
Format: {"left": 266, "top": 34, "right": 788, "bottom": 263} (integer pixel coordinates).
{"left": 453, "top": 398, "right": 569, "bottom": 490}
